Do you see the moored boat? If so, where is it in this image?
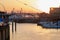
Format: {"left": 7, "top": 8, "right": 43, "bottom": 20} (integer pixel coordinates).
{"left": 37, "top": 21, "right": 60, "bottom": 28}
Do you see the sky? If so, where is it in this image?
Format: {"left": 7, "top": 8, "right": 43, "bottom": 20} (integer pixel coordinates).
{"left": 0, "top": 0, "right": 60, "bottom": 13}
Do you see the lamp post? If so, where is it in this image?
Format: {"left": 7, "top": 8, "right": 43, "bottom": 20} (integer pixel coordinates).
{"left": 20, "top": 8, "right": 22, "bottom": 14}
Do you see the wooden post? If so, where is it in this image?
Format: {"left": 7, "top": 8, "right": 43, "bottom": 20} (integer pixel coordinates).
{"left": 0, "top": 30, "right": 2, "bottom": 40}
{"left": 15, "top": 22, "right": 16, "bottom": 32}
{"left": 12, "top": 21, "right": 14, "bottom": 33}
{"left": 8, "top": 25, "right": 10, "bottom": 40}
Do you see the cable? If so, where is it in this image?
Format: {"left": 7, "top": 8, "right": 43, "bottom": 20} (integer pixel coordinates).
{"left": 15, "top": 0, "right": 41, "bottom": 12}
{"left": 0, "top": 2, "right": 7, "bottom": 12}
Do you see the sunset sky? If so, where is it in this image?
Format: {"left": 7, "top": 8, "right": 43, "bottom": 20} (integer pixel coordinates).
{"left": 0, "top": 0, "right": 60, "bottom": 13}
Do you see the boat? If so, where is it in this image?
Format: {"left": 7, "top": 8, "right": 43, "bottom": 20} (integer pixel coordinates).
{"left": 37, "top": 21, "right": 60, "bottom": 28}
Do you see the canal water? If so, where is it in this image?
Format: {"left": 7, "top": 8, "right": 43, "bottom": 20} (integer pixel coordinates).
{"left": 10, "top": 23, "right": 60, "bottom": 40}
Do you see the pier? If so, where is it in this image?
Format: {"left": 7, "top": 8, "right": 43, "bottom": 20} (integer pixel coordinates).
{"left": 0, "top": 24, "right": 10, "bottom": 40}
{"left": 0, "top": 11, "right": 17, "bottom": 40}
{"left": 0, "top": 11, "right": 10, "bottom": 40}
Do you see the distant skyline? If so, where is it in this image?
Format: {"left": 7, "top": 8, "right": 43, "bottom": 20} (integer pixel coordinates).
{"left": 0, "top": 0, "right": 60, "bottom": 13}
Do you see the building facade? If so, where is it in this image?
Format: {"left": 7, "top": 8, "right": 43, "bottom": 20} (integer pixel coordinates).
{"left": 49, "top": 7, "right": 60, "bottom": 21}
{"left": 50, "top": 7, "right": 60, "bottom": 14}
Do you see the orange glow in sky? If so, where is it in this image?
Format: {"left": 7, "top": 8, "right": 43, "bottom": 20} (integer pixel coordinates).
{"left": 0, "top": 0, "right": 60, "bottom": 13}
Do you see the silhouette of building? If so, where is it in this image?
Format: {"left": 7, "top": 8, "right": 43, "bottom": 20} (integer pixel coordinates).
{"left": 0, "top": 11, "right": 6, "bottom": 14}
{"left": 50, "top": 7, "right": 60, "bottom": 14}
{"left": 49, "top": 7, "right": 60, "bottom": 21}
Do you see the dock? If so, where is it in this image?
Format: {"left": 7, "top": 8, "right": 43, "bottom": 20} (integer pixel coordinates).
{"left": 0, "top": 23, "right": 10, "bottom": 40}
{"left": 0, "top": 11, "right": 10, "bottom": 40}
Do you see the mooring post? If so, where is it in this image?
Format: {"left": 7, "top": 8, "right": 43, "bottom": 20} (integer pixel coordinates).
{"left": 12, "top": 21, "right": 14, "bottom": 33}
{"left": 15, "top": 21, "right": 16, "bottom": 32}
{"left": 1, "top": 30, "right": 3, "bottom": 40}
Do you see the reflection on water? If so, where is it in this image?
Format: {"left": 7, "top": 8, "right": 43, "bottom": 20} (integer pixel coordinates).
{"left": 10, "top": 23, "right": 60, "bottom": 40}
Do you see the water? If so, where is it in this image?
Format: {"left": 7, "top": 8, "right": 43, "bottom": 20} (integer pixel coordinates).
{"left": 10, "top": 23, "right": 60, "bottom": 40}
